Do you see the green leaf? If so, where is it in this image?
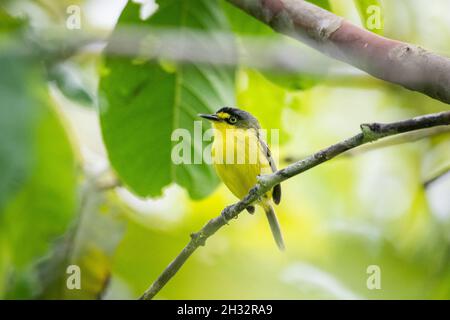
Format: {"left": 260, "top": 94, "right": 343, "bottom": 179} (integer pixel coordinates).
{"left": 354, "top": 0, "right": 384, "bottom": 35}
{"left": 99, "top": 0, "right": 235, "bottom": 199}
{"left": 36, "top": 181, "right": 125, "bottom": 300}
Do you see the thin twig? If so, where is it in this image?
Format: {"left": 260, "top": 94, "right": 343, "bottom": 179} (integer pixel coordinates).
{"left": 140, "top": 111, "right": 450, "bottom": 300}
{"left": 284, "top": 125, "right": 450, "bottom": 162}
{"left": 347, "top": 126, "right": 450, "bottom": 156}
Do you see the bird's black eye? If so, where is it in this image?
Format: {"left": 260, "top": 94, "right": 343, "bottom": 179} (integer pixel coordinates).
{"left": 229, "top": 116, "right": 237, "bottom": 124}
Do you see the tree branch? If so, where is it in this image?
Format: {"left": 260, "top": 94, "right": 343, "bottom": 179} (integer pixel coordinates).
{"left": 139, "top": 111, "right": 450, "bottom": 300}
{"left": 226, "top": 0, "right": 450, "bottom": 105}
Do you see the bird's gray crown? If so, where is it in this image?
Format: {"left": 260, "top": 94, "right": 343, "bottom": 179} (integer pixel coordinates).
{"left": 216, "top": 107, "right": 260, "bottom": 129}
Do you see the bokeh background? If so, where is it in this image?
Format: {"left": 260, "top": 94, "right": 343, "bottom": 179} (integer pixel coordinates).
{"left": 0, "top": 0, "right": 449, "bottom": 299}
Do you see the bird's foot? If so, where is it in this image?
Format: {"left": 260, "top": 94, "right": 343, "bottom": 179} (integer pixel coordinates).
{"left": 246, "top": 206, "right": 255, "bottom": 214}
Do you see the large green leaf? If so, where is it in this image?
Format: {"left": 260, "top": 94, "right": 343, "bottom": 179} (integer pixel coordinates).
{"left": 354, "top": 0, "right": 384, "bottom": 35}
{"left": 100, "top": 0, "right": 235, "bottom": 199}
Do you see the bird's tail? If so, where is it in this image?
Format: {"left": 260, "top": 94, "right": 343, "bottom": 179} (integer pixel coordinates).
{"left": 262, "top": 202, "right": 285, "bottom": 251}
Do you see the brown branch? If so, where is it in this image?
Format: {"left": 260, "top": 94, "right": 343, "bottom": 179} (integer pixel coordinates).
{"left": 226, "top": 0, "right": 450, "bottom": 104}
{"left": 140, "top": 111, "right": 450, "bottom": 300}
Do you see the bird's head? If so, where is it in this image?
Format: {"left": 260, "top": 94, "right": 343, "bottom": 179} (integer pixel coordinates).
{"left": 199, "top": 107, "right": 260, "bottom": 130}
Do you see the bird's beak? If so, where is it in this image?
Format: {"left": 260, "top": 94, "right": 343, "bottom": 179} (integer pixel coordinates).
{"left": 198, "top": 113, "right": 220, "bottom": 122}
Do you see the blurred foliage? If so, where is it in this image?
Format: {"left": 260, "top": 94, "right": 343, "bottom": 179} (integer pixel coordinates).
{"left": 0, "top": 55, "right": 35, "bottom": 214}
{"left": 237, "top": 69, "right": 292, "bottom": 144}
{"left": 0, "top": 6, "right": 25, "bottom": 31}
{"left": 0, "top": 47, "right": 78, "bottom": 297}
{"left": 0, "top": 0, "right": 449, "bottom": 301}
{"left": 222, "top": 0, "right": 330, "bottom": 92}
{"left": 36, "top": 181, "right": 125, "bottom": 299}
{"left": 47, "top": 60, "right": 95, "bottom": 107}
{"left": 261, "top": 70, "right": 325, "bottom": 92}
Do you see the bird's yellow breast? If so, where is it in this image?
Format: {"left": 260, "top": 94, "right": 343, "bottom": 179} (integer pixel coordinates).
{"left": 211, "top": 122, "right": 272, "bottom": 200}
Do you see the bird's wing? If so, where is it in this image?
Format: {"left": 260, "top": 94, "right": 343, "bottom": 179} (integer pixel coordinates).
{"left": 259, "top": 138, "right": 282, "bottom": 205}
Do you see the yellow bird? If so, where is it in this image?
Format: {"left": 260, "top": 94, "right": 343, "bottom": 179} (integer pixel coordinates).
{"left": 199, "top": 107, "right": 284, "bottom": 250}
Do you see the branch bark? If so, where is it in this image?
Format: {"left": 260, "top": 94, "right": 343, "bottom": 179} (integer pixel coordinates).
{"left": 226, "top": 0, "right": 450, "bottom": 105}
{"left": 140, "top": 111, "right": 450, "bottom": 300}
